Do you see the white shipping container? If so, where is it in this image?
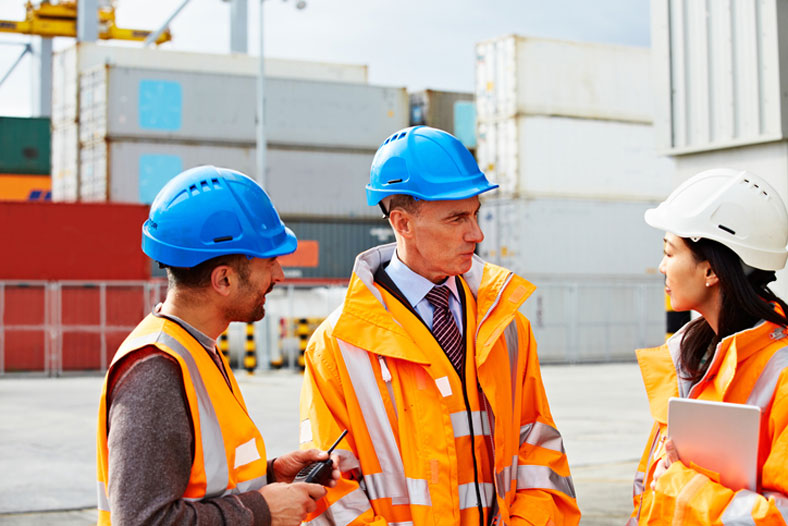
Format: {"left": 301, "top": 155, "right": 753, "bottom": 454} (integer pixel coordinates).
{"left": 78, "top": 65, "right": 408, "bottom": 148}
{"left": 475, "top": 35, "right": 653, "bottom": 123}
{"left": 51, "top": 42, "right": 368, "bottom": 126}
{"left": 522, "top": 275, "right": 665, "bottom": 363}
{"left": 651, "top": 0, "right": 788, "bottom": 153}
{"left": 478, "top": 197, "right": 664, "bottom": 277}
{"left": 76, "top": 140, "right": 379, "bottom": 217}
{"left": 50, "top": 124, "right": 79, "bottom": 201}
{"left": 477, "top": 115, "right": 675, "bottom": 199}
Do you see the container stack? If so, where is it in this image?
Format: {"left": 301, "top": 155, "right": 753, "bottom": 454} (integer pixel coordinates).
{"left": 409, "top": 89, "right": 476, "bottom": 150}
{"left": 50, "top": 42, "right": 408, "bottom": 279}
{"left": 475, "top": 35, "right": 676, "bottom": 362}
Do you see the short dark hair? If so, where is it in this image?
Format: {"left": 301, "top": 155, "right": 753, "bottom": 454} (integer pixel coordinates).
{"left": 165, "top": 254, "right": 250, "bottom": 290}
{"left": 679, "top": 237, "right": 788, "bottom": 383}
{"left": 381, "top": 195, "right": 423, "bottom": 217}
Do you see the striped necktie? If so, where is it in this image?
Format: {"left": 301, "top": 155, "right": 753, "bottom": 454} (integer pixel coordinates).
{"left": 425, "top": 285, "right": 465, "bottom": 375}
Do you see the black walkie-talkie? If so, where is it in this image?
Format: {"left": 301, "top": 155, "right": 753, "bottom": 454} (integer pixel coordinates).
{"left": 292, "top": 429, "right": 348, "bottom": 486}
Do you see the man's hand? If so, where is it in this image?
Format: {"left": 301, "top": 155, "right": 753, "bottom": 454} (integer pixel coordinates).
{"left": 650, "top": 437, "right": 680, "bottom": 489}
{"left": 272, "top": 449, "right": 341, "bottom": 486}
{"left": 259, "top": 482, "right": 326, "bottom": 526}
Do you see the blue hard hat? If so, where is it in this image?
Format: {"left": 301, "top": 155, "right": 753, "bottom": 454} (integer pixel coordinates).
{"left": 142, "top": 165, "right": 297, "bottom": 268}
{"left": 366, "top": 125, "right": 498, "bottom": 206}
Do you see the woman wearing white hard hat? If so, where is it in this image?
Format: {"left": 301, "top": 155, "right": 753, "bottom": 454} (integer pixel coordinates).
{"left": 628, "top": 168, "right": 788, "bottom": 525}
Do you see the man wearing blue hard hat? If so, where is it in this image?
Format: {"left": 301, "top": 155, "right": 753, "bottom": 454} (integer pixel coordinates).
{"left": 96, "top": 166, "right": 337, "bottom": 526}
{"left": 299, "top": 127, "right": 580, "bottom": 525}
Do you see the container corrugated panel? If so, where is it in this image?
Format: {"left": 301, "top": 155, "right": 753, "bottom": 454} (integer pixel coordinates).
{"left": 81, "top": 140, "right": 379, "bottom": 217}
{"left": 409, "top": 89, "right": 474, "bottom": 133}
{"left": 652, "top": 0, "right": 788, "bottom": 153}
{"left": 477, "top": 115, "right": 675, "bottom": 199}
{"left": 2, "top": 285, "right": 47, "bottom": 372}
{"left": 51, "top": 123, "right": 79, "bottom": 201}
{"left": 0, "top": 117, "right": 51, "bottom": 175}
{"left": 477, "top": 197, "right": 664, "bottom": 277}
{"left": 52, "top": 42, "right": 368, "bottom": 127}
{"left": 84, "top": 66, "right": 407, "bottom": 148}
{"left": 0, "top": 202, "right": 150, "bottom": 280}
{"left": 280, "top": 218, "right": 393, "bottom": 278}
{"left": 522, "top": 275, "right": 665, "bottom": 363}
{"left": 475, "top": 35, "right": 653, "bottom": 123}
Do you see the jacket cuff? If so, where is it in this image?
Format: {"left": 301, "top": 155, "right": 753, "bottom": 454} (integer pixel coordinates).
{"left": 239, "top": 490, "right": 271, "bottom": 526}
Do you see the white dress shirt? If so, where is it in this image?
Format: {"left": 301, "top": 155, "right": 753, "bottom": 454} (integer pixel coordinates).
{"left": 384, "top": 250, "right": 464, "bottom": 335}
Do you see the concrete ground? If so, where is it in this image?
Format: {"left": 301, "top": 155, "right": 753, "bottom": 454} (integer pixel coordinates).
{"left": 0, "top": 362, "right": 652, "bottom": 525}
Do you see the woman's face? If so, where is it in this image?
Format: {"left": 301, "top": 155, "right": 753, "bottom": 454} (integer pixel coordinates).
{"left": 659, "top": 233, "right": 715, "bottom": 312}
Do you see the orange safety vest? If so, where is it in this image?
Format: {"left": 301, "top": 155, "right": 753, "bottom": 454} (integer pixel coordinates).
{"left": 96, "top": 314, "right": 268, "bottom": 525}
{"left": 629, "top": 307, "right": 788, "bottom": 525}
{"left": 299, "top": 244, "right": 580, "bottom": 526}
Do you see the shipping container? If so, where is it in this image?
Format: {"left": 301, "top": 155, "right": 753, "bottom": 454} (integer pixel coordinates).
{"left": 651, "top": 0, "right": 788, "bottom": 153}
{"left": 477, "top": 197, "right": 664, "bottom": 277}
{"left": 0, "top": 175, "right": 51, "bottom": 201}
{"left": 51, "top": 123, "right": 79, "bottom": 201}
{"left": 278, "top": 218, "right": 393, "bottom": 278}
{"left": 76, "top": 64, "right": 407, "bottom": 148}
{"left": 0, "top": 117, "right": 51, "bottom": 175}
{"left": 476, "top": 115, "right": 675, "bottom": 199}
{"left": 0, "top": 202, "right": 150, "bottom": 280}
{"left": 521, "top": 275, "right": 665, "bottom": 363}
{"left": 75, "top": 140, "right": 377, "bottom": 217}
{"left": 475, "top": 35, "right": 652, "bottom": 124}
{"left": 52, "top": 42, "right": 368, "bottom": 125}
{"left": 667, "top": 142, "right": 788, "bottom": 301}
{"left": 409, "top": 89, "right": 476, "bottom": 148}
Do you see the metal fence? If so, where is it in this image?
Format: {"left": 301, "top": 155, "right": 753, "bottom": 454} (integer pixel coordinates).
{"left": 0, "top": 280, "right": 165, "bottom": 376}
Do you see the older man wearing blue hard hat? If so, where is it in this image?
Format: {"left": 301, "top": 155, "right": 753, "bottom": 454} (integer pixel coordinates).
{"left": 96, "top": 166, "right": 337, "bottom": 526}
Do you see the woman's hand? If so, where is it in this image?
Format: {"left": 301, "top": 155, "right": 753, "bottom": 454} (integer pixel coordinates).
{"left": 651, "top": 438, "right": 679, "bottom": 489}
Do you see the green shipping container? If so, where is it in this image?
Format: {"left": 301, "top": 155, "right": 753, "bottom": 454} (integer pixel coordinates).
{"left": 0, "top": 117, "right": 51, "bottom": 175}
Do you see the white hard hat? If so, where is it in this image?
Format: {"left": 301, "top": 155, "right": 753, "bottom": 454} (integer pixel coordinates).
{"left": 645, "top": 168, "right": 788, "bottom": 271}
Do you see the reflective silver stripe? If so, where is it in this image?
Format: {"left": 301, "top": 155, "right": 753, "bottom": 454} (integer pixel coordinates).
{"left": 303, "top": 486, "right": 373, "bottom": 526}
{"left": 764, "top": 491, "right": 788, "bottom": 523}
{"left": 158, "top": 332, "right": 230, "bottom": 498}
{"left": 520, "top": 422, "right": 565, "bottom": 453}
{"left": 450, "top": 410, "right": 491, "bottom": 437}
{"left": 335, "top": 448, "right": 361, "bottom": 472}
{"left": 516, "top": 465, "right": 576, "bottom": 499}
{"left": 362, "top": 473, "right": 431, "bottom": 506}
{"left": 233, "top": 474, "right": 266, "bottom": 494}
{"left": 97, "top": 481, "right": 110, "bottom": 511}
{"left": 459, "top": 482, "right": 495, "bottom": 510}
{"left": 495, "top": 455, "right": 518, "bottom": 498}
{"left": 746, "top": 346, "right": 788, "bottom": 409}
{"left": 633, "top": 471, "right": 645, "bottom": 496}
{"left": 338, "top": 340, "right": 412, "bottom": 505}
{"left": 503, "top": 321, "right": 519, "bottom": 406}
{"left": 721, "top": 490, "right": 758, "bottom": 525}
{"left": 625, "top": 518, "right": 638, "bottom": 526}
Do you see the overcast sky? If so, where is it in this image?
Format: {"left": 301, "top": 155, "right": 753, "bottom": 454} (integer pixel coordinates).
{"left": 0, "top": 0, "right": 650, "bottom": 116}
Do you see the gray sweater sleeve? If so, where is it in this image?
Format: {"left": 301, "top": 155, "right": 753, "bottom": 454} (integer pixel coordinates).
{"left": 106, "top": 350, "right": 272, "bottom": 526}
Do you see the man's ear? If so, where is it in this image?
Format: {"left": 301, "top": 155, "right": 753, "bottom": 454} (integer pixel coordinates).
{"left": 210, "top": 265, "right": 233, "bottom": 297}
{"left": 388, "top": 209, "right": 414, "bottom": 239}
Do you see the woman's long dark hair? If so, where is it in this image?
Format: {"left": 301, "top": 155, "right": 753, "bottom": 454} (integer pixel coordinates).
{"left": 679, "top": 238, "right": 788, "bottom": 384}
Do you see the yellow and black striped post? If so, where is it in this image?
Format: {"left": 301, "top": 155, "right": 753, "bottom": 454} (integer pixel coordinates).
{"left": 270, "top": 317, "right": 285, "bottom": 369}
{"left": 243, "top": 323, "right": 257, "bottom": 374}
{"left": 296, "top": 318, "right": 310, "bottom": 371}
{"left": 218, "top": 330, "right": 230, "bottom": 363}
{"left": 666, "top": 292, "right": 691, "bottom": 339}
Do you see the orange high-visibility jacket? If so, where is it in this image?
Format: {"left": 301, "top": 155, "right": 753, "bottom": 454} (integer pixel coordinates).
{"left": 96, "top": 314, "right": 269, "bottom": 525}
{"left": 629, "top": 308, "right": 788, "bottom": 525}
{"left": 299, "top": 244, "right": 580, "bottom": 526}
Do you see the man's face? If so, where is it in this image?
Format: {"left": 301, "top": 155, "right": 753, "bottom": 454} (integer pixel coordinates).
{"left": 228, "top": 257, "right": 284, "bottom": 323}
{"left": 403, "top": 196, "right": 484, "bottom": 283}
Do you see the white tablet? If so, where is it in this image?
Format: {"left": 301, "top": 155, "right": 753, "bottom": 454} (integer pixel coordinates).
{"left": 667, "top": 397, "right": 761, "bottom": 491}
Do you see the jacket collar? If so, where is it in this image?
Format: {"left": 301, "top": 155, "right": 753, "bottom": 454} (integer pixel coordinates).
{"left": 637, "top": 303, "right": 787, "bottom": 423}
{"left": 333, "top": 243, "right": 535, "bottom": 361}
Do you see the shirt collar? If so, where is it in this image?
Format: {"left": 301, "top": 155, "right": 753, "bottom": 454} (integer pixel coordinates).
{"left": 385, "top": 250, "right": 461, "bottom": 308}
